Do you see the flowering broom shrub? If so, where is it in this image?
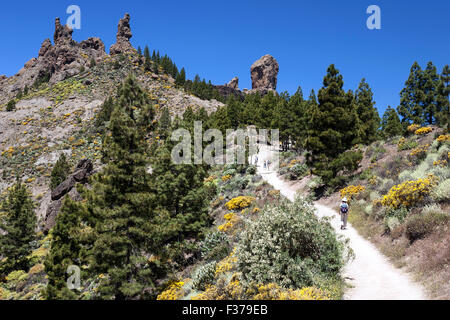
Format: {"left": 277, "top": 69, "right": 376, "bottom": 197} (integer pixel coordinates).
{"left": 225, "top": 196, "right": 255, "bottom": 210}
{"left": 379, "top": 174, "right": 438, "bottom": 208}
{"left": 414, "top": 127, "right": 432, "bottom": 135}
{"left": 156, "top": 280, "right": 186, "bottom": 300}
{"left": 407, "top": 124, "right": 421, "bottom": 133}
{"left": 250, "top": 283, "right": 330, "bottom": 300}
{"left": 339, "top": 185, "right": 366, "bottom": 201}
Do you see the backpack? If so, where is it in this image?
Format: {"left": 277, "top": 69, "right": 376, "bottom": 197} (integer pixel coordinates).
{"left": 340, "top": 204, "right": 348, "bottom": 214}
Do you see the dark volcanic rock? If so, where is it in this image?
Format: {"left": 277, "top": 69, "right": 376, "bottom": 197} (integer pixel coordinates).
{"left": 44, "top": 159, "right": 94, "bottom": 232}
{"left": 250, "top": 54, "right": 279, "bottom": 91}
{"left": 51, "top": 176, "right": 76, "bottom": 201}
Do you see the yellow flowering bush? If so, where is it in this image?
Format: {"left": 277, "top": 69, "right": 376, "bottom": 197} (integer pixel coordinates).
{"left": 268, "top": 189, "right": 280, "bottom": 197}
{"left": 225, "top": 196, "right": 256, "bottom": 210}
{"left": 379, "top": 174, "right": 438, "bottom": 208}
{"left": 204, "top": 175, "right": 217, "bottom": 184}
{"left": 409, "top": 144, "right": 429, "bottom": 161}
{"left": 215, "top": 249, "right": 238, "bottom": 276}
{"left": 191, "top": 274, "right": 244, "bottom": 300}
{"left": 218, "top": 212, "right": 240, "bottom": 232}
{"left": 251, "top": 283, "right": 330, "bottom": 300}
{"left": 221, "top": 174, "right": 232, "bottom": 182}
{"left": 415, "top": 127, "right": 432, "bottom": 135}
{"left": 433, "top": 159, "right": 448, "bottom": 167}
{"left": 407, "top": 124, "right": 421, "bottom": 133}
{"left": 339, "top": 185, "right": 366, "bottom": 201}
{"left": 436, "top": 134, "right": 450, "bottom": 142}
{"left": 156, "top": 280, "right": 186, "bottom": 300}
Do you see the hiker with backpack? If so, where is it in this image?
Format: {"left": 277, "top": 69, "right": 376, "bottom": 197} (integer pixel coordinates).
{"left": 340, "top": 197, "right": 349, "bottom": 230}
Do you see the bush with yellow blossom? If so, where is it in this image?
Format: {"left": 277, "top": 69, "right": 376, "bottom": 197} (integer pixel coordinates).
{"left": 414, "top": 127, "right": 432, "bottom": 135}
{"left": 339, "top": 185, "right": 366, "bottom": 201}
{"left": 379, "top": 174, "right": 438, "bottom": 208}
{"left": 156, "top": 280, "right": 186, "bottom": 300}
{"left": 225, "top": 196, "right": 256, "bottom": 210}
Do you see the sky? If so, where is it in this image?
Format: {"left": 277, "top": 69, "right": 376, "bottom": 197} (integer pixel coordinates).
{"left": 0, "top": 0, "right": 448, "bottom": 116}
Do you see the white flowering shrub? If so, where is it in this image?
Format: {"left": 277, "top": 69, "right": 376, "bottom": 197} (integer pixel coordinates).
{"left": 236, "top": 198, "right": 349, "bottom": 289}
{"left": 192, "top": 261, "right": 217, "bottom": 291}
{"left": 432, "top": 179, "right": 450, "bottom": 202}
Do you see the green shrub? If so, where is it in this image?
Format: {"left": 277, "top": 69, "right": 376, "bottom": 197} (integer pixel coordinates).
{"left": 405, "top": 212, "right": 449, "bottom": 242}
{"left": 246, "top": 165, "right": 256, "bottom": 175}
{"left": 236, "top": 198, "right": 349, "bottom": 289}
{"left": 192, "top": 262, "right": 217, "bottom": 291}
{"left": 6, "top": 99, "right": 16, "bottom": 112}
{"left": 290, "top": 163, "right": 308, "bottom": 178}
{"left": 50, "top": 153, "right": 71, "bottom": 190}
{"left": 200, "top": 231, "right": 230, "bottom": 261}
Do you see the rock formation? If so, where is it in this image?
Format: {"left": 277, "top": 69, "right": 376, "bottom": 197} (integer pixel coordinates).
{"left": 44, "top": 159, "right": 93, "bottom": 232}
{"left": 213, "top": 76, "right": 244, "bottom": 100}
{"left": 0, "top": 18, "right": 106, "bottom": 99}
{"left": 226, "top": 77, "right": 239, "bottom": 90}
{"left": 250, "top": 54, "right": 279, "bottom": 92}
{"left": 110, "top": 13, "right": 134, "bottom": 55}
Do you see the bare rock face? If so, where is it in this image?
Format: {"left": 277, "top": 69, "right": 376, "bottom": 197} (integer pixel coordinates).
{"left": 226, "top": 77, "right": 239, "bottom": 90}
{"left": 250, "top": 54, "right": 279, "bottom": 91}
{"left": 0, "top": 17, "right": 107, "bottom": 100}
{"left": 110, "top": 13, "right": 134, "bottom": 55}
{"left": 54, "top": 18, "right": 74, "bottom": 45}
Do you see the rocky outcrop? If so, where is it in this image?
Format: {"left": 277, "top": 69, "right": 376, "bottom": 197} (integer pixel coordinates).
{"left": 0, "top": 17, "right": 107, "bottom": 99}
{"left": 51, "top": 159, "right": 93, "bottom": 201}
{"left": 44, "top": 159, "right": 93, "bottom": 232}
{"left": 54, "top": 18, "right": 74, "bottom": 45}
{"left": 226, "top": 77, "right": 239, "bottom": 90}
{"left": 213, "top": 77, "right": 244, "bottom": 100}
{"left": 250, "top": 54, "right": 279, "bottom": 92}
{"left": 110, "top": 13, "right": 134, "bottom": 55}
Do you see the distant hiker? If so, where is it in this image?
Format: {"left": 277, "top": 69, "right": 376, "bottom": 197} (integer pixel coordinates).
{"left": 340, "top": 197, "right": 349, "bottom": 230}
{"left": 267, "top": 160, "right": 271, "bottom": 170}
{"left": 263, "top": 160, "right": 267, "bottom": 169}
{"left": 255, "top": 155, "right": 258, "bottom": 165}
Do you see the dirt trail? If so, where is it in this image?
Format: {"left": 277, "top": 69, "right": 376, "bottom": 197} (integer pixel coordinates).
{"left": 256, "top": 145, "right": 427, "bottom": 300}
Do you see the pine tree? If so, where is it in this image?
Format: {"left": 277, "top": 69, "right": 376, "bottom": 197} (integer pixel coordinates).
{"left": 175, "top": 67, "right": 186, "bottom": 86}
{"left": 422, "top": 62, "right": 441, "bottom": 125}
{"left": 50, "top": 153, "right": 71, "bottom": 190}
{"left": 137, "top": 46, "right": 142, "bottom": 57}
{"left": 144, "top": 46, "right": 151, "bottom": 72}
{"left": 355, "top": 78, "right": 380, "bottom": 144}
{"left": 398, "top": 62, "right": 425, "bottom": 126}
{"left": 44, "top": 197, "right": 87, "bottom": 300}
{"left": 437, "top": 65, "right": 450, "bottom": 128}
{"left": 159, "top": 107, "right": 171, "bottom": 139}
{"left": 87, "top": 75, "right": 172, "bottom": 299}
{"left": 0, "top": 179, "right": 36, "bottom": 276}
{"left": 304, "top": 64, "right": 361, "bottom": 184}
{"left": 270, "top": 92, "right": 291, "bottom": 150}
{"left": 381, "top": 106, "right": 403, "bottom": 138}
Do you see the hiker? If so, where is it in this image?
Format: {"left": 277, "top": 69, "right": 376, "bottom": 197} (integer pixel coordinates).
{"left": 255, "top": 155, "right": 258, "bottom": 165}
{"left": 263, "top": 160, "right": 267, "bottom": 169}
{"left": 267, "top": 160, "right": 271, "bottom": 170}
{"left": 340, "top": 197, "right": 349, "bottom": 230}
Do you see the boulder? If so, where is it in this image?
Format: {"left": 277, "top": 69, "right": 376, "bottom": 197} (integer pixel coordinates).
{"left": 51, "top": 176, "right": 76, "bottom": 201}
{"left": 250, "top": 54, "right": 279, "bottom": 91}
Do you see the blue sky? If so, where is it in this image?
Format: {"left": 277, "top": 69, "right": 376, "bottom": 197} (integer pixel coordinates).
{"left": 0, "top": 0, "right": 448, "bottom": 116}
